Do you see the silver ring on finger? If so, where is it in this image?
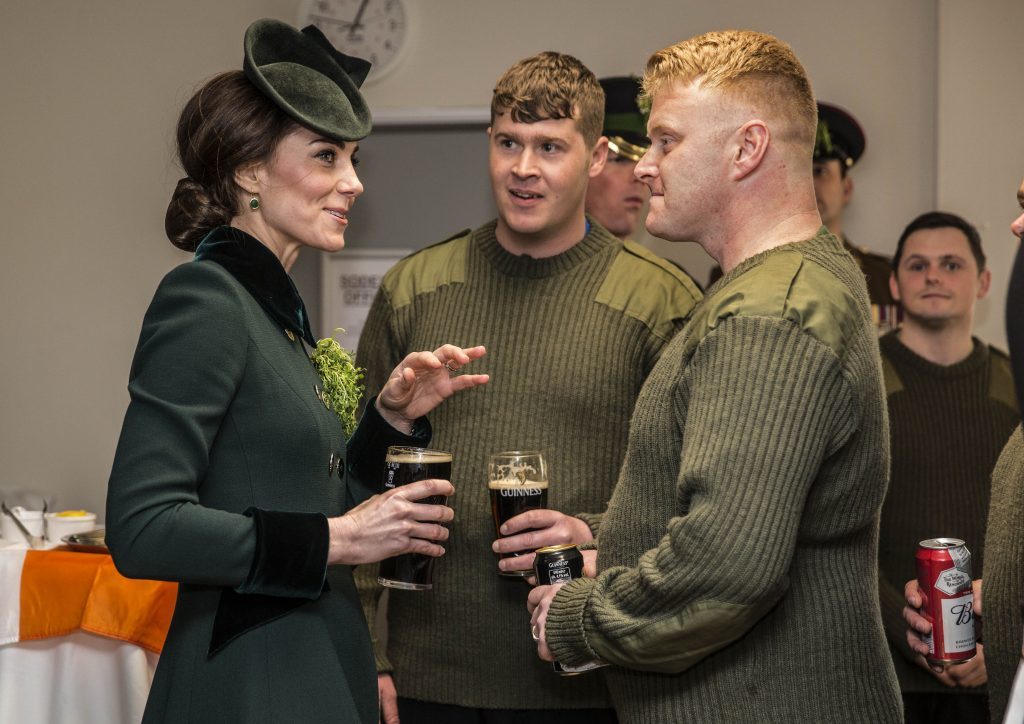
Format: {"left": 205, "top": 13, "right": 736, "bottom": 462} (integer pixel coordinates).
{"left": 531, "top": 624, "right": 540, "bottom": 641}
{"left": 444, "top": 360, "right": 458, "bottom": 373}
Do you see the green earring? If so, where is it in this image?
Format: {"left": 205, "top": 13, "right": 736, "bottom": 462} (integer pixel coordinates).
{"left": 249, "top": 194, "right": 260, "bottom": 211}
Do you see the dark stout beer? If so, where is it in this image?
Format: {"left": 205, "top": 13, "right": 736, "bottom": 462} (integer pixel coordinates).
{"left": 377, "top": 447, "right": 453, "bottom": 591}
{"left": 488, "top": 451, "right": 549, "bottom": 578}
{"left": 489, "top": 479, "right": 549, "bottom": 576}
{"left": 490, "top": 480, "right": 549, "bottom": 528}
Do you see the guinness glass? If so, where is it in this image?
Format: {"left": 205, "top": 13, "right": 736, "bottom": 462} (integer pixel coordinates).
{"left": 377, "top": 446, "right": 453, "bottom": 591}
{"left": 488, "top": 451, "right": 548, "bottom": 577}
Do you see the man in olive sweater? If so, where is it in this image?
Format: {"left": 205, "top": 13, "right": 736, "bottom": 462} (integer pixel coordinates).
{"left": 878, "top": 212, "right": 1017, "bottom": 723}
{"left": 528, "top": 30, "right": 903, "bottom": 722}
{"left": 905, "top": 178, "right": 1024, "bottom": 723}
{"left": 355, "top": 51, "right": 702, "bottom": 724}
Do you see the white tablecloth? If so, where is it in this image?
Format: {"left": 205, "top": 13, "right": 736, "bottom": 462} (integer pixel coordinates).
{"left": 0, "top": 540, "right": 163, "bottom": 723}
{"left": 0, "top": 631, "right": 158, "bottom": 724}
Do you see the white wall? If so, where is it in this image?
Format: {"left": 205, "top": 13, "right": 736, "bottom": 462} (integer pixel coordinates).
{"left": 936, "top": 0, "right": 1024, "bottom": 349}
{"left": 1, "top": 0, "right": 1004, "bottom": 519}
{"left": 0, "top": 0, "right": 299, "bottom": 518}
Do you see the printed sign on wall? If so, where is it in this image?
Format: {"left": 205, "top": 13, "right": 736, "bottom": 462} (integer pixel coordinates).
{"left": 321, "top": 249, "right": 411, "bottom": 351}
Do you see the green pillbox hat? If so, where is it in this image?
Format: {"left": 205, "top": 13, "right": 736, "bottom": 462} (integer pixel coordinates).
{"left": 243, "top": 18, "right": 373, "bottom": 143}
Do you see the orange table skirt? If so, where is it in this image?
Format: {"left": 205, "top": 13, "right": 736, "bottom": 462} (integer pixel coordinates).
{"left": 19, "top": 550, "right": 176, "bottom": 653}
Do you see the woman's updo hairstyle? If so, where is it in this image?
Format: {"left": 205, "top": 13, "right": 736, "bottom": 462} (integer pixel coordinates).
{"left": 165, "top": 71, "right": 295, "bottom": 251}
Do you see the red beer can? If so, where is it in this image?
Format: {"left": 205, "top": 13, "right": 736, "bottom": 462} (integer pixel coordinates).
{"left": 915, "top": 538, "right": 977, "bottom": 665}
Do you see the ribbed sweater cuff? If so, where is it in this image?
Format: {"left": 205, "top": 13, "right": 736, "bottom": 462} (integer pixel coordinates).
{"left": 575, "top": 512, "right": 603, "bottom": 538}
{"left": 375, "top": 645, "right": 393, "bottom": 673}
{"left": 546, "top": 577, "right": 601, "bottom": 667}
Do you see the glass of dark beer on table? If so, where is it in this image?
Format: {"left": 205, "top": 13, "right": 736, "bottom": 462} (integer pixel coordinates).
{"left": 377, "top": 446, "right": 453, "bottom": 591}
{"left": 488, "top": 450, "right": 548, "bottom": 577}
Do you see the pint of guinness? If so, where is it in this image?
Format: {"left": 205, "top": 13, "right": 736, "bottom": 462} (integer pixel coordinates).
{"left": 488, "top": 451, "right": 548, "bottom": 577}
{"left": 377, "top": 446, "right": 453, "bottom": 591}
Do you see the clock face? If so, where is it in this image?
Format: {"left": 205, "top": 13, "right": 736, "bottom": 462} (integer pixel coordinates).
{"left": 299, "top": 0, "right": 408, "bottom": 83}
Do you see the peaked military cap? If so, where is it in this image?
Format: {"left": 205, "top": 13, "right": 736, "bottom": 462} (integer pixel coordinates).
{"left": 600, "top": 76, "right": 650, "bottom": 162}
{"left": 814, "top": 102, "right": 865, "bottom": 169}
{"left": 243, "top": 18, "right": 373, "bottom": 143}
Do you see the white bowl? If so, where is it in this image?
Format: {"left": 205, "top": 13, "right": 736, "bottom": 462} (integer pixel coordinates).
{"left": 45, "top": 512, "right": 97, "bottom": 545}
{"left": 1, "top": 507, "right": 44, "bottom": 544}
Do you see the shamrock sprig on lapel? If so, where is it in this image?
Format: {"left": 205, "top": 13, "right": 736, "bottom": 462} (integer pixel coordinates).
{"left": 310, "top": 330, "right": 364, "bottom": 438}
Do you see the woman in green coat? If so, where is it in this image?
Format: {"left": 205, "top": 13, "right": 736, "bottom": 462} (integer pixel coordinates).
{"left": 105, "top": 19, "right": 488, "bottom": 724}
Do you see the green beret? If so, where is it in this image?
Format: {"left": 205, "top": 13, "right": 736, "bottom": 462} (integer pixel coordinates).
{"left": 814, "top": 102, "right": 865, "bottom": 169}
{"left": 243, "top": 19, "right": 372, "bottom": 143}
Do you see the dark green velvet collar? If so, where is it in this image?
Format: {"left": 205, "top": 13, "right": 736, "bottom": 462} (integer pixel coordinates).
{"left": 194, "top": 226, "right": 316, "bottom": 347}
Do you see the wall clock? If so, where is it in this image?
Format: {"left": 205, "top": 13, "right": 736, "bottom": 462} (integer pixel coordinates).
{"left": 298, "top": 0, "right": 409, "bottom": 84}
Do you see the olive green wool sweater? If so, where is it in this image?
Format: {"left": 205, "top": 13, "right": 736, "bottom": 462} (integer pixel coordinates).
{"left": 984, "top": 427, "right": 1024, "bottom": 723}
{"left": 877, "top": 332, "right": 1017, "bottom": 697}
{"left": 354, "top": 219, "right": 702, "bottom": 710}
{"left": 545, "top": 229, "right": 903, "bottom": 723}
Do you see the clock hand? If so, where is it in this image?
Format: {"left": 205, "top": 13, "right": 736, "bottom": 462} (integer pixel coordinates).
{"left": 348, "top": 0, "right": 370, "bottom": 37}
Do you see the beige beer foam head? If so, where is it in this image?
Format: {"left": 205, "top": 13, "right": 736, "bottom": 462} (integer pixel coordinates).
{"left": 385, "top": 447, "right": 452, "bottom": 464}
{"left": 488, "top": 478, "right": 549, "bottom": 489}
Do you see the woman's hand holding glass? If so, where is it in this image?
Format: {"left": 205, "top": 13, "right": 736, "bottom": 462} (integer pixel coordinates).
{"left": 326, "top": 477, "right": 455, "bottom": 566}
{"left": 376, "top": 344, "right": 488, "bottom": 434}
{"left": 327, "top": 345, "right": 486, "bottom": 567}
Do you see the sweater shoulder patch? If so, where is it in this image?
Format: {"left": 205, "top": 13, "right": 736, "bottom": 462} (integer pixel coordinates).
{"left": 684, "top": 249, "right": 860, "bottom": 358}
{"left": 379, "top": 230, "right": 471, "bottom": 310}
{"left": 988, "top": 345, "right": 1019, "bottom": 413}
{"left": 880, "top": 353, "right": 904, "bottom": 396}
{"left": 593, "top": 241, "right": 702, "bottom": 343}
